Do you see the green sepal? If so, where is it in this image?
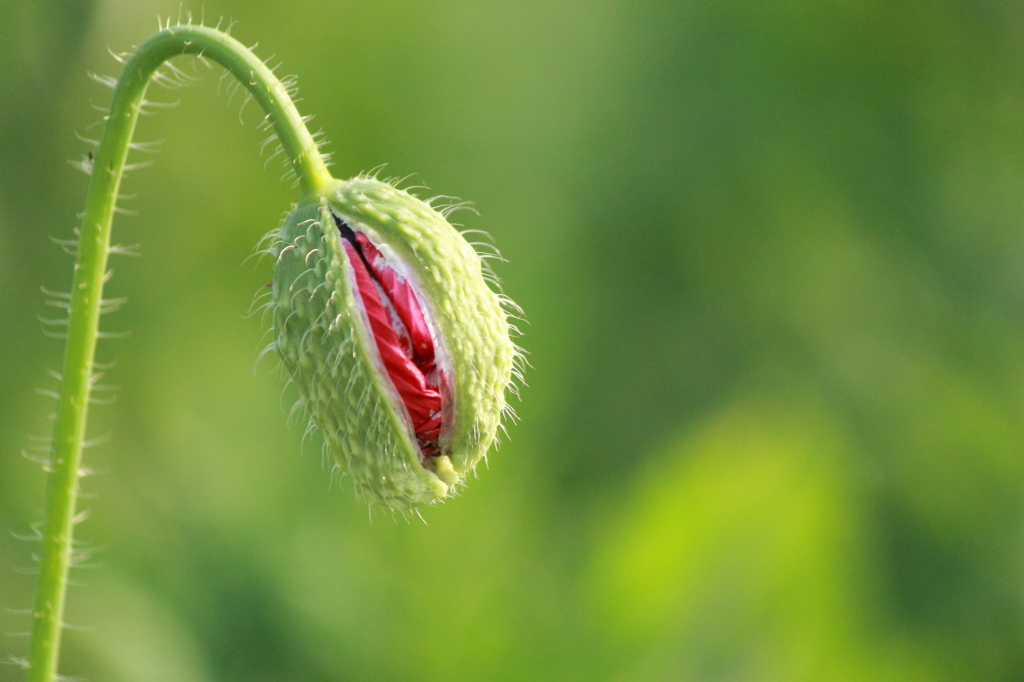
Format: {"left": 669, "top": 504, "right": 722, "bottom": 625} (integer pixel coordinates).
{"left": 271, "top": 177, "right": 515, "bottom": 511}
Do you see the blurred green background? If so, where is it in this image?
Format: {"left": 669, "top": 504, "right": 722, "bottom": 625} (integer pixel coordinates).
{"left": 4, "top": 0, "right": 1024, "bottom": 680}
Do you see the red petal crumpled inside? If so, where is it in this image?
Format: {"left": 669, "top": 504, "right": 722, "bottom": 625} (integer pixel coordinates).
{"left": 342, "top": 230, "right": 447, "bottom": 457}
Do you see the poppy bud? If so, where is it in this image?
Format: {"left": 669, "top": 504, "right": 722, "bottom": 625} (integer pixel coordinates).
{"left": 270, "top": 176, "right": 517, "bottom": 511}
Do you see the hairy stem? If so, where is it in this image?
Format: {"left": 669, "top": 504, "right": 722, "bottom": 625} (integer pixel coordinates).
{"left": 27, "top": 25, "right": 333, "bottom": 682}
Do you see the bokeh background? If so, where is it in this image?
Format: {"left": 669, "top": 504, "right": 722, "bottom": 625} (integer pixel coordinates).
{"left": 4, "top": 0, "right": 1024, "bottom": 680}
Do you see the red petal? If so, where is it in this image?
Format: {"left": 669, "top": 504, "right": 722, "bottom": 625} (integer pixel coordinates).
{"left": 354, "top": 232, "right": 437, "bottom": 366}
{"left": 343, "top": 237, "right": 447, "bottom": 456}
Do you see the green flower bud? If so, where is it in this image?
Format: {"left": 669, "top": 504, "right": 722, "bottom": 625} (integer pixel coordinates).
{"left": 270, "top": 176, "right": 518, "bottom": 511}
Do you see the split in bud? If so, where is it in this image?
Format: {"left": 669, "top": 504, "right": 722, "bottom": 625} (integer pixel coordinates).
{"left": 336, "top": 217, "right": 448, "bottom": 458}
{"left": 269, "top": 176, "right": 519, "bottom": 511}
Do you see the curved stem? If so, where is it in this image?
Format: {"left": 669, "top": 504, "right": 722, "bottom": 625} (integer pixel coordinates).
{"left": 27, "top": 26, "right": 333, "bottom": 682}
